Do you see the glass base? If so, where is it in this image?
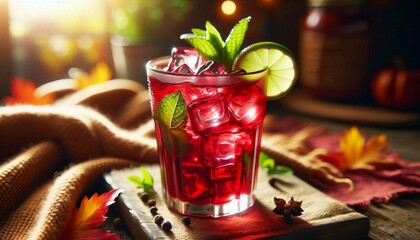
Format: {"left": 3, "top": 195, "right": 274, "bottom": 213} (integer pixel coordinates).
{"left": 165, "top": 194, "right": 255, "bottom": 218}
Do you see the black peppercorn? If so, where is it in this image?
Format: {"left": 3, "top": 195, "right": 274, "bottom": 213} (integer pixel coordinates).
{"left": 139, "top": 192, "right": 149, "bottom": 202}
{"left": 148, "top": 199, "right": 156, "bottom": 207}
{"left": 181, "top": 216, "right": 191, "bottom": 226}
{"left": 154, "top": 215, "right": 164, "bottom": 226}
{"left": 162, "top": 220, "right": 172, "bottom": 232}
{"left": 150, "top": 206, "right": 158, "bottom": 215}
{"left": 113, "top": 217, "right": 123, "bottom": 228}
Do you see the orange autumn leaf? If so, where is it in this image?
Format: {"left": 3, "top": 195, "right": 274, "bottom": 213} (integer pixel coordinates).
{"left": 322, "top": 126, "right": 396, "bottom": 170}
{"left": 64, "top": 189, "right": 122, "bottom": 240}
{"left": 3, "top": 77, "right": 54, "bottom": 105}
{"left": 71, "top": 62, "right": 111, "bottom": 89}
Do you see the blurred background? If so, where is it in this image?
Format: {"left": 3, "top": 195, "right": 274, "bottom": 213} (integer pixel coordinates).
{"left": 0, "top": 0, "right": 419, "bottom": 109}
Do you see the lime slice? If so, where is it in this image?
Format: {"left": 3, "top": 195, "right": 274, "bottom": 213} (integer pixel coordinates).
{"left": 233, "top": 42, "right": 297, "bottom": 99}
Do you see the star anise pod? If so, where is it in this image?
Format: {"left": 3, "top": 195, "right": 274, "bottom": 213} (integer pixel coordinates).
{"left": 273, "top": 197, "right": 303, "bottom": 221}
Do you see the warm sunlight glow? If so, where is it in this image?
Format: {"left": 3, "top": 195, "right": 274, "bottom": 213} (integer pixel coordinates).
{"left": 221, "top": 0, "right": 236, "bottom": 15}
{"left": 9, "top": 0, "right": 107, "bottom": 36}
{"left": 8, "top": 0, "right": 109, "bottom": 83}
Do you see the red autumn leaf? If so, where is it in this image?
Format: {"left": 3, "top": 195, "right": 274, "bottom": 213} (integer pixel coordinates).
{"left": 63, "top": 189, "right": 123, "bottom": 240}
{"left": 3, "top": 77, "right": 54, "bottom": 105}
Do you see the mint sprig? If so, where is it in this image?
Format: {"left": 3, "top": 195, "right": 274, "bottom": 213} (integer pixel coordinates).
{"left": 128, "top": 167, "right": 154, "bottom": 192}
{"left": 260, "top": 151, "right": 293, "bottom": 175}
{"left": 180, "top": 16, "right": 251, "bottom": 72}
{"left": 156, "top": 91, "right": 187, "bottom": 129}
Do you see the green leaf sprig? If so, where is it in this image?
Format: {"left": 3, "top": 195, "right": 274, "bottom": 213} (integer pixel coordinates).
{"left": 260, "top": 151, "right": 293, "bottom": 175}
{"left": 156, "top": 91, "right": 187, "bottom": 129}
{"left": 180, "top": 16, "right": 251, "bottom": 72}
{"left": 128, "top": 167, "right": 154, "bottom": 192}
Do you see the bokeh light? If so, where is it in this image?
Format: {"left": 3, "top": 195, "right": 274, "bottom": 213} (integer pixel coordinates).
{"left": 221, "top": 0, "right": 236, "bottom": 15}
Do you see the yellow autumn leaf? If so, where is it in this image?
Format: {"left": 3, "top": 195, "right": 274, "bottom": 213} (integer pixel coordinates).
{"left": 89, "top": 62, "right": 112, "bottom": 84}
{"left": 71, "top": 62, "right": 112, "bottom": 89}
{"left": 338, "top": 126, "right": 395, "bottom": 170}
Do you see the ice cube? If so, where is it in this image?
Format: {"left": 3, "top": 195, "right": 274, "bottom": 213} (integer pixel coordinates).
{"left": 172, "top": 64, "right": 194, "bottom": 75}
{"left": 227, "top": 85, "right": 266, "bottom": 128}
{"left": 195, "top": 60, "right": 226, "bottom": 75}
{"left": 188, "top": 95, "right": 230, "bottom": 132}
{"left": 180, "top": 161, "right": 211, "bottom": 201}
{"left": 211, "top": 165, "right": 242, "bottom": 203}
{"left": 184, "top": 85, "right": 218, "bottom": 101}
{"left": 184, "top": 84, "right": 232, "bottom": 102}
{"left": 165, "top": 47, "right": 205, "bottom": 72}
{"left": 201, "top": 131, "right": 248, "bottom": 167}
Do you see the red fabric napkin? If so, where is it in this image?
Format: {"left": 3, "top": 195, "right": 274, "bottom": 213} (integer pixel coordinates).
{"left": 307, "top": 130, "right": 420, "bottom": 208}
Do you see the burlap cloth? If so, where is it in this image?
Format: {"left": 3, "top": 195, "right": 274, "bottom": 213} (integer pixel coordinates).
{"left": 0, "top": 79, "right": 362, "bottom": 239}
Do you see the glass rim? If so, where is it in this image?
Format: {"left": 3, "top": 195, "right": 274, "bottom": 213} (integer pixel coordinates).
{"left": 146, "top": 56, "right": 267, "bottom": 86}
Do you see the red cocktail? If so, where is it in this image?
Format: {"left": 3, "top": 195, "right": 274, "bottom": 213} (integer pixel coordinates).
{"left": 147, "top": 48, "right": 267, "bottom": 217}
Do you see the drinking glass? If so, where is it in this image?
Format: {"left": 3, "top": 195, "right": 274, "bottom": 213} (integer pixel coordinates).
{"left": 146, "top": 55, "right": 267, "bottom": 217}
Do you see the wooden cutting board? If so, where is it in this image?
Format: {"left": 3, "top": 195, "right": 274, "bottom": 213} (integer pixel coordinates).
{"left": 103, "top": 165, "right": 369, "bottom": 240}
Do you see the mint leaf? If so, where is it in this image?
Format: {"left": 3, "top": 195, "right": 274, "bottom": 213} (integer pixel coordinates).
{"left": 128, "top": 167, "right": 154, "bottom": 192}
{"left": 260, "top": 151, "right": 272, "bottom": 162}
{"left": 268, "top": 165, "right": 293, "bottom": 175}
{"left": 157, "top": 91, "right": 187, "bottom": 129}
{"left": 224, "top": 16, "right": 251, "bottom": 71}
{"left": 127, "top": 175, "right": 143, "bottom": 186}
{"left": 180, "top": 16, "right": 251, "bottom": 71}
{"left": 205, "top": 21, "right": 225, "bottom": 61}
{"left": 205, "top": 21, "right": 224, "bottom": 44}
{"left": 191, "top": 28, "right": 206, "bottom": 37}
{"left": 180, "top": 34, "right": 219, "bottom": 60}
{"left": 243, "top": 151, "right": 250, "bottom": 169}
{"left": 259, "top": 151, "right": 293, "bottom": 175}
{"left": 140, "top": 167, "right": 154, "bottom": 192}
{"left": 261, "top": 157, "right": 275, "bottom": 170}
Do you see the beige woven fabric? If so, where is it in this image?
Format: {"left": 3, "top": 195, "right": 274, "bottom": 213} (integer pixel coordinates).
{"left": 0, "top": 80, "right": 156, "bottom": 239}
{"left": 0, "top": 79, "right": 346, "bottom": 239}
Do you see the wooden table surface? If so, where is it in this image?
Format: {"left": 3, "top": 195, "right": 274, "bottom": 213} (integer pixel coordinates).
{"left": 102, "top": 101, "right": 420, "bottom": 240}
{"left": 275, "top": 103, "right": 420, "bottom": 240}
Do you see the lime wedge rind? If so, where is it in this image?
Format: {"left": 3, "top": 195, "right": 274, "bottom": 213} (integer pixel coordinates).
{"left": 233, "top": 41, "right": 297, "bottom": 99}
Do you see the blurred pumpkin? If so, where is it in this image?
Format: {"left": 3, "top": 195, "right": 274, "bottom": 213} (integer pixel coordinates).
{"left": 371, "top": 68, "right": 420, "bottom": 110}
